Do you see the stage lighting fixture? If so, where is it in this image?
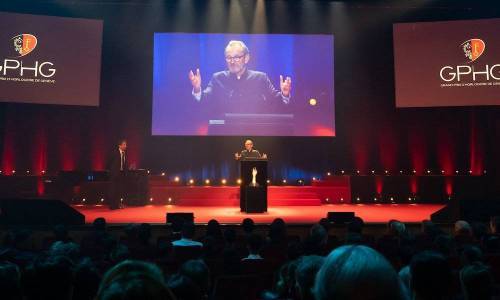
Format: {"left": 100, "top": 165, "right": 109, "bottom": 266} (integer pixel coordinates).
{"left": 221, "top": 179, "right": 227, "bottom": 184}
{"left": 426, "top": 170, "right": 431, "bottom": 174}
{"left": 340, "top": 198, "right": 344, "bottom": 202}
{"left": 390, "top": 197, "right": 394, "bottom": 202}
{"left": 312, "top": 177, "right": 317, "bottom": 180}
{"left": 189, "top": 179, "right": 194, "bottom": 185}
{"left": 341, "top": 170, "right": 345, "bottom": 174}
{"left": 327, "top": 172, "right": 331, "bottom": 176}
{"left": 149, "top": 198, "right": 153, "bottom": 202}
{"left": 356, "top": 170, "right": 360, "bottom": 174}
{"left": 484, "top": 170, "right": 487, "bottom": 174}
{"left": 82, "top": 198, "right": 86, "bottom": 202}
{"left": 42, "top": 170, "right": 45, "bottom": 174}
{"left": 174, "top": 176, "right": 180, "bottom": 182}
{"left": 356, "top": 197, "right": 360, "bottom": 201}
{"left": 384, "top": 170, "right": 388, "bottom": 174}
{"left": 309, "top": 98, "right": 317, "bottom": 106}
{"left": 237, "top": 179, "right": 242, "bottom": 184}
{"left": 204, "top": 179, "right": 210, "bottom": 185}
{"left": 325, "top": 198, "right": 330, "bottom": 202}
{"left": 297, "top": 179, "right": 304, "bottom": 185}
{"left": 455, "top": 170, "right": 459, "bottom": 174}
{"left": 441, "top": 170, "right": 445, "bottom": 174}
{"left": 100, "top": 198, "right": 104, "bottom": 202}
{"left": 147, "top": 170, "right": 150, "bottom": 174}
{"left": 468, "top": 170, "right": 472, "bottom": 174}
{"left": 371, "top": 170, "right": 375, "bottom": 174}
{"left": 120, "top": 198, "right": 123, "bottom": 202}
{"left": 282, "top": 179, "right": 287, "bottom": 184}
{"left": 373, "top": 197, "right": 377, "bottom": 201}
{"left": 161, "top": 172, "right": 166, "bottom": 176}
{"left": 266, "top": 179, "right": 271, "bottom": 184}
{"left": 12, "top": 170, "right": 16, "bottom": 174}
{"left": 168, "top": 197, "right": 172, "bottom": 203}
{"left": 26, "top": 170, "right": 30, "bottom": 174}
{"left": 412, "top": 170, "right": 416, "bottom": 174}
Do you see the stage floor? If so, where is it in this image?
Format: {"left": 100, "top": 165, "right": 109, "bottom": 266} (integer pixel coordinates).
{"left": 74, "top": 203, "right": 445, "bottom": 225}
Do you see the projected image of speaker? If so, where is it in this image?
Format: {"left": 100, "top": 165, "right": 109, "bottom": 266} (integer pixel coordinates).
{"left": 0, "top": 198, "right": 85, "bottom": 226}
{"left": 327, "top": 212, "right": 355, "bottom": 224}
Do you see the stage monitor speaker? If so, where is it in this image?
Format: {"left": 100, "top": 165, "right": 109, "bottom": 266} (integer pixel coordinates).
{"left": 166, "top": 212, "right": 194, "bottom": 226}
{"left": 327, "top": 212, "right": 355, "bottom": 224}
{"left": 0, "top": 198, "right": 85, "bottom": 226}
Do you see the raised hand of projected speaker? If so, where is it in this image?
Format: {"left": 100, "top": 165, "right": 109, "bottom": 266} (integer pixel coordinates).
{"left": 234, "top": 152, "right": 241, "bottom": 160}
{"left": 280, "top": 75, "right": 292, "bottom": 97}
{"left": 189, "top": 68, "right": 202, "bottom": 93}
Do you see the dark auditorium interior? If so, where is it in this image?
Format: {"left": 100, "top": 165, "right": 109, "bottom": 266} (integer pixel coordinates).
{"left": 1, "top": 0, "right": 500, "bottom": 299}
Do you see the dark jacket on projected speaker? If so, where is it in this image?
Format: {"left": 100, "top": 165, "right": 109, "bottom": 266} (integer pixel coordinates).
{"left": 107, "top": 148, "right": 128, "bottom": 209}
{"left": 194, "top": 69, "right": 290, "bottom": 114}
{"left": 239, "top": 149, "right": 262, "bottom": 160}
{"left": 107, "top": 148, "right": 128, "bottom": 178}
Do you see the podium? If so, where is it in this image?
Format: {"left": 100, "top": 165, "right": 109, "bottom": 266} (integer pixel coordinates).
{"left": 239, "top": 158, "right": 268, "bottom": 213}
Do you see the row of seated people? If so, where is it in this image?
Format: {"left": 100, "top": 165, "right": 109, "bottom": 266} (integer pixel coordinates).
{"left": 2, "top": 216, "right": 500, "bottom": 299}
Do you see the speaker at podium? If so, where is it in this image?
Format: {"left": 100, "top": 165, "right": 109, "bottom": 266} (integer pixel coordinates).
{"left": 239, "top": 158, "right": 268, "bottom": 213}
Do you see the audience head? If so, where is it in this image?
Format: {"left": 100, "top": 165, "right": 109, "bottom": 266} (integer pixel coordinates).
{"left": 460, "top": 245, "right": 484, "bottom": 266}
{"left": 97, "top": 260, "right": 174, "bottom": 300}
{"left": 23, "top": 255, "right": 75, "bottom": 300}
{"left": 314, "top": 245, "right": 408, "bottom": 300}
{"left": 49, "top": 241, "right": 81, "bottom": 262}
{"left": 179, "top": 259, "right": 210, "bottom": 295}
{"left": 309, "top": 223, "right": 328, "bottom": 247}
{"left": 170, "top": 216, "right": 186, "bottom": 233}
{"left": 421, "top": 220, "right": 442, "bottom": 239}
{"left": 455, "top": 220, "right": 473, "bottom": 236}
{"left": 167, "top": 274, "right": 203, "bottom": 300}
{"left": 388, "top": 220, "right": 406, "bottom": 237}
{"left": 471, "top": 222, "right": 488, "bottom": 241}
{"left": 138, "top": 223, "right": 152, "bottom": 243}
{"left": 269, "top": 218, "right": 287, "bottom": 243}
{"left": 410, "top": 251, "right": 452, "bottom": 300}
{"left": 242, "top": 218, "right": 256, "bottom": 234}
{"left": 295, "top": 255, "right": 324, "bottom": 300}
{"left": 433, "top": 234, "right": 456, "bottom": 258}
{"left": 206, "top": 219, "right": 222, "bottom": 238}
{"left": 181, "top": 221, "right": 196, "bottom": 240}
{"left": 460, "top": 262, "right": 493, "bottom": 300}
{"left": 223, "top": 228, "right": 236, "bottom": 244}
{"left": 347, "top": 217, "right": 364, "bottom": 234}
{"left": 0, "top": 261, "right": 22, "bottom": 300}
{"left": 73, "top": 258, "right": 101, "bottom": 300}
{"left": 93, "top": 217, "right": 107, "bottom": 229}
{"left": 247, "top": 233, "right": 264, "bottom": 255}
{"left": 318, "top": 218, "right": 331, "bottom": 231}
{"left": 53, "top": 224, "right": 70, "bottom": 242}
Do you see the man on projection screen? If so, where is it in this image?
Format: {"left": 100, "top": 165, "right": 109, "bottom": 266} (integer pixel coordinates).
{"left": 188, "top": 40, "right": 292, "bottom": 115}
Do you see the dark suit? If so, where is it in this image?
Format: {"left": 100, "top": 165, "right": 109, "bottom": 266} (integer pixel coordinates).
{"left": 196, "top": 69, "right": 289, "bottom": 114}
{"left": 107, "top": 149, "right": 128, "bottom": 209}
{"left": 240, "top": 149, "right": 261, "bottom": 160}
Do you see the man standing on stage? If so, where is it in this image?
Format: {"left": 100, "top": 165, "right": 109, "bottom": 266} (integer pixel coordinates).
{"left": 235, "top": 139, "right": 267, "bottom": 160}
{"left": 107, "top": 139, "right": 128, "bottom": 210}
{"left": 188, "top": 40, "right": 292, "bottom": 114}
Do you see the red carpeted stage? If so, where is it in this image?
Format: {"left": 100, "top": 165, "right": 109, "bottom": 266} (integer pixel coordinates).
{"left": 74, "top": 203, "right": 445, "bottom": 225}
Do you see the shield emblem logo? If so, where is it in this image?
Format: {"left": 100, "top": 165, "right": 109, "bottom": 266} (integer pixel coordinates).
{"left": 461, "top": 38, "right": 485, "bottom": 63}
{"left": 12, "top": 34, "right": 38, "bottom": 57}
